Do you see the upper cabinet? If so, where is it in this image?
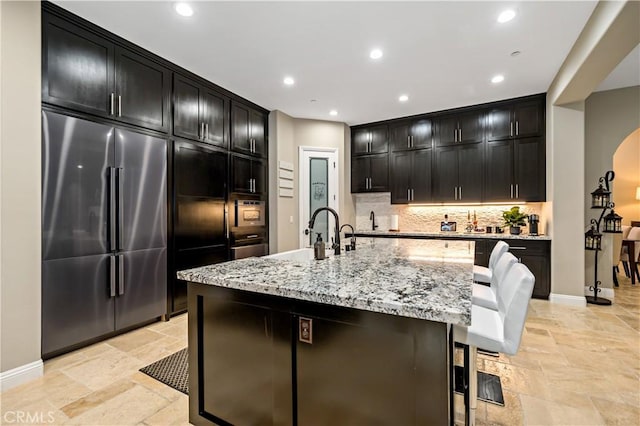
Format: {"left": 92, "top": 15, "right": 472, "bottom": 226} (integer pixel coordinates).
{"left": 231, "top": 102, "right": 267, "bottom": 158}
{"left": 352, "top": 124, "right": 389, "bottom": 155}
{"left": 173, "top": 74, "right": 228, "bottom": 147}
{"left": 390, "top": 118, "right": 432, "bottom": 151}
{"left": 43, "top": 14, "right": 170, "bottom": 132}
{"left": 434, "top": 110, "right": 484, "bottom": 146}
{"left": 487, "top": 98, "right": 544, "bottom": 141}
{"left": 351, "top": 154, "right": 389, "bottom": 193}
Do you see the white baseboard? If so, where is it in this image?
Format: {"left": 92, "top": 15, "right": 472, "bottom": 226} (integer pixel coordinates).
{"left": 549, "top": 293, "right": 587, "bottom": 307}
{"left": 584, "top": 286, "right": 615, "bottom": 299}
{"left": 0, "top": 359, "right": 43, "bottom": 391}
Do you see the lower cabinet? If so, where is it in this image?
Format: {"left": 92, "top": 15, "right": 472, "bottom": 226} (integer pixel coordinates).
{"left": 188, "top": 285, "right": 450, "bottom": 426}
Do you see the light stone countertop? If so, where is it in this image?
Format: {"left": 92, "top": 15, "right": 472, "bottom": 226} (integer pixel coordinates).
{"left": 352, "top": 230, "right": 551, "bottom": 241}
{"left": 177, "top": 238, "right": 474, "bottom": 326}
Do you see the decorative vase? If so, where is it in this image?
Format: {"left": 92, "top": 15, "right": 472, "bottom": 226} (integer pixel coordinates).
{"left": 510, "top": 226, "right": 521, "bottom": 235}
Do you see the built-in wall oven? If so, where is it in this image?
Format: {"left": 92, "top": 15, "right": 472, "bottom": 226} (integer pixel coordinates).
{"left": 230, "top": 199, "right": 268, "bottom": 259}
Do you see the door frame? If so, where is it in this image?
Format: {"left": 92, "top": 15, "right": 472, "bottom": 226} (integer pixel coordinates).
{"left": 298, "top": 147, "right": 339, "bottom": 248}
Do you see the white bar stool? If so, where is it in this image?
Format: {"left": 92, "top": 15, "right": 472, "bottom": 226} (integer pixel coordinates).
{"left": 472, "top": 251, "right": 517, "bottom": 311}
{"left": 473, "top": 240, "right": 509, "bottom": 283}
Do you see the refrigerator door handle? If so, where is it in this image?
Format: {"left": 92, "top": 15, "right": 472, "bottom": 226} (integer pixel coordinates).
{"left": 109, "top": 255, "right": 116, "bottom": 297}
{"left": 110, "top": 167, "right": 117, "bottom": 251}
{"left": 118, "top": 254, "right": 124, "bottom": 295}
{"left": 224, "top": 205, "right": 230, "bottom": 239}
{"left": 117, "top": 168, "right": 124, "bottom": 250}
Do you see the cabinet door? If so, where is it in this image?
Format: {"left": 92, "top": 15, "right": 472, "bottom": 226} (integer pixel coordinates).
{"left": 201, "top": 89, "right": 228, "bottom": 147}
{"left": 458, "top": 110, "right": 484, "bottom": 144}
{"left": 518, "top": 255, "right": 550, "bottom": 299}
{"left": 174, "top": 141, "right": 227, "bottom": 200}
{"left": 115, "top": 247, "right": 166, "bottom": 330}
{"left": 411, "top": 118, "right": 433, "bottom": 149}
{"left": 486, "top": 106, "right": 512, "bottom": 141}
{"left": 369, "top": 154, "right": 389, "bottom": 192}
{"left": 458, "top": 144, "right": 483, "bottom": 202}
{"left": 485, "top": 140, "right": 514, "bottom": 202}
{"left": 389, "top": 121, "right": 411, "bottom": 152}
{"left": 43, "top": 15, "right": 114, "bottom": 118}
{"left": 514, "top": 101, "right": 543, "bottom": 138}
{"left": 514, "top": 138, "right": 544, "bottom": 201}
{"left": 252, "top": 159, "right": 266, "bottom": 195}
{"left": 115, "top": 47, "right": 170, "bottom": 132}
{"left": 351, "top": 156, "right": 369, "bottom": 193}
{"left": 390, "top": 152, "right": 411, "bottom": 203}
{"left": 434, "top": 115, "right": 458, "bottom": 146}
{"left": 352, "top": 128, "right": 371, "bottom": 155}
{"left": 433, "top": 147, "right": 458, "bottom": 201}
{"left": 249, "top": 109, "right": 266, "bottom": 157}
{"left": 173, "top": 75, "right": 202, "bottom": 141}
{"left": 369, "top": 124, "right": 389, "bottom": 153}
{"left": 411, "top": 149, "right": 433, "bottom": 202}
{"left": 231, "top": 103, "right": 251, "bottom": 154}
{"left": 231, "top": 155, "right": 253, "bottom": 194}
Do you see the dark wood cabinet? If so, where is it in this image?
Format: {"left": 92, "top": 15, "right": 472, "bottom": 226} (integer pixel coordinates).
{"left": 433, "top": 144, "right": 483, "bottom": 202}
{"left": 391, "top": 149, "right": 432, "bottom": 203}
{"left": 232, "top": 154, "right": 265, "bottom": 195}
{"left": 352, "top": 154, "right": 389, "bottom": 193}
{"left": 487, "top": 99, "right": 544, "bottom": 141}
{"left": 352, "top": 124, "right": 389, "bottom": 155}
{"left": 43, "top": 14, "right": 115, "bottom": 118}
{"left": 489, "top": 240, "right": 551, "bottom": 299}
{"left": 390, "top": 118, "right": 432, "bottom": 151}
{"left": 231, "top": 102, "right": 266, "bottom": 157}
{"left": 173, "top": 74, "right": 228, "bottom": 147}
{"left": 43, "top": 14, "right": 170, "bottom": 132}
{"left": 485, "top": 137, "right": 545, "bottom": 202}
{"left": 115, "top": 47, "right": 170, "bottom": 132}
{"left": 434, "top": 110, "right": 484, "bottom": 146}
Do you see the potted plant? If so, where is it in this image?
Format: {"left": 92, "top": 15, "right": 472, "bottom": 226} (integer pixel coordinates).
{"left": 502, "top": 206, "right": 527, "bottom": 235}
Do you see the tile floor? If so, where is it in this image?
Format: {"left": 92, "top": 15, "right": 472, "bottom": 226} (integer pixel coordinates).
{"left": 1, "top": 276, "right": 638, "bottom": 425}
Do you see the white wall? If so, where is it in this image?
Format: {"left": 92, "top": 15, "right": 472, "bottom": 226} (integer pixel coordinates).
{"left": 268, "top": 111, "right": 354, "bottom": 253}
{"left": 0, "top": 0, "right": 42, "bottom": 381}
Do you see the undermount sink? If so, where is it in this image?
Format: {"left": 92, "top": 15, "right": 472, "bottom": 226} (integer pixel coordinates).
{"left": 265, "top": 248, "right": 333, "bottom": 262}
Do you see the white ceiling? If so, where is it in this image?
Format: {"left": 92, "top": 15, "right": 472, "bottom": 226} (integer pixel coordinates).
{"left": 595, "top": 44, "right": 640, "bottom": 93}
{"left": 54, "top": 1, "right": 601, "bottom": 125}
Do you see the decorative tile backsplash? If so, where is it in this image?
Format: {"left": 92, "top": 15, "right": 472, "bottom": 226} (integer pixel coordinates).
{"left": 354, "top": 193, "right": 546, "bottom": 234}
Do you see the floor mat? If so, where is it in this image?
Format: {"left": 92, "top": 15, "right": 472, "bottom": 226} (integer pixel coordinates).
{"left": 139, "top": 348, "right": 189, "bottom": 395}
{"left": 454, "top": 365, "right": 505, "bottom": 406}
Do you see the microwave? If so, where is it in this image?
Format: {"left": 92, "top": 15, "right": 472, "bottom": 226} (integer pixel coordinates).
{"left": 235, "top": 200, "right": 266, "bottom": 227}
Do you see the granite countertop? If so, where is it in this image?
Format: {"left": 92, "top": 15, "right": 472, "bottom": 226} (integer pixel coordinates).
{"left": 177, "top": 238, "right": 473, "bottom": 326}
{"left": 352, "top": 230, "right": 551, "bottom": 241}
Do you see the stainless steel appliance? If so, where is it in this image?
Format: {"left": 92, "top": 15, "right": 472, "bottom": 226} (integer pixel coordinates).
{"left": 42, "top": 111, "right": 167, "bottom": 357}
{"left": 235, "top": 200, "right": 266, "bottom": 227}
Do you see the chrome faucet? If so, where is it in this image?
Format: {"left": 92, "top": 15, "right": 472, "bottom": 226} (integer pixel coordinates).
{"left": 339, "top": 224, "right": 356, "bottom": 250}
{"left": 308, "top": 207, "right": 341, "bottom": 255}
{"left": 369, "top": 211, "right": 378, "bottom": 231}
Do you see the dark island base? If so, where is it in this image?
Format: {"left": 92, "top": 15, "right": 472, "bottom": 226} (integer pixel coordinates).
{"left": 187, "top": 282, "right": 453, "bottom": 425}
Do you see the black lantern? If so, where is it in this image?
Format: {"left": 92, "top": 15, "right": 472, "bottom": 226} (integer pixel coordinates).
{"left": 584, "top": 226, "right": 602, "bottom": 251}
{"left": 603, "top": 210, "right": 622, "bottom": 233}
{"left": 591, "top": 184, "right": 610, "bottom": 208}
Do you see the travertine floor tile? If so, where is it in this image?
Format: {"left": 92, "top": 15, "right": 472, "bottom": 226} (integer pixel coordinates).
{"left": 142, "top": 394, "right": 190, "bottom": 425}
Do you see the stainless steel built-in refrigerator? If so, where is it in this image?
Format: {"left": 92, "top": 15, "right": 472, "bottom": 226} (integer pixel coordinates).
{"left": 42, "top": 111, "right": 167, "bottom": 356}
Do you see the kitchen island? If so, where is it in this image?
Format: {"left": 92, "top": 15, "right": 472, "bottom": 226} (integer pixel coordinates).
{"left": 178, "top": 238, "right": 474, "bottom": 425}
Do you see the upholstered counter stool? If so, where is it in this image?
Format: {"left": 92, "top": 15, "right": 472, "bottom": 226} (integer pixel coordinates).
{"left": 473, "top": 240, "right": 509, "bottom": 284}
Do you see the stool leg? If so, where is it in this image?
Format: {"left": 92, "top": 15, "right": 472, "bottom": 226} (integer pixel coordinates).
{"left": 463, "top": 345, "right": 470, "bottom": 426}
{"left": 613, "top": 267, "right": 619, "bottom": 287}
{"left": 469, "top": 346, "right": 478, "bottom": 426}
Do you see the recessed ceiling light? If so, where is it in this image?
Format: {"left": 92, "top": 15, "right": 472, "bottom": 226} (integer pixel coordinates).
{"left": 510, "top": 50, "right": 521, "bottom": 57}
{"left": 491, "top": 75, "right": 505, "bottom": 84}
{"left": 329, "top": 110, "right": 338, "bottom": 116}
{"left": 369, "top": 48, "right": 383, "bottom": 60}
{"left": 174, "top": 2, "right": 193, "bottom": 17}
{"left": 399, "top": 95, "right": 409, "bottom": 102}
{"left": 283, "top": 76, "right": 295, "bottom": 86}
{"left": 497, "top": 9, "right": 516, "bottom": 23}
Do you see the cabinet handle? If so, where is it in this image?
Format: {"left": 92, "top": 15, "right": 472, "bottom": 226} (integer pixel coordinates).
{"left": 117, "top": 95, "right": 122, "bottom": 117}
{"left": 205, "top": 123, "right": 209, "bottom": 139}
{"left": 459, "top": 128, "right": 462, "bottom": 142}
{"left": 510, "top": 121, "right": 513, "bottom": 137}
{"left": 411, "top": 135, "right": 414, "bottom": 147}
{"left": 408, "top": 135, "right": 411, "bottom": 148}
{"left": 510, "top": 184, "right": 514, "bottom": 199}
{"left": 224, "top": 206, "right": 229, "bottom": 239}
{"left": 109, "top": 93, "right": 115, "bottom": 116}
{"left": 459, "top": 186, "right": 463, "bottom": 200}
{"left": 201, "top": 123, "right": 205, "bottom": 140}
{"left": 516, "top": 183, "right": 519, "bottom": 199}
{"left": 516, "top": 121, "right": 519, "bottom": 136}
{"left": 407, "top": 188, "right": 411, "bottom": 200}
{"left": 510, "top": 246, "right": 527, "bottom": 250}
{"left": 118, "top": 254, "right": 124, "bottom": 295}
{"left": 411, "top": 188, "right": 414, "bottom": 201}
{"left": 454, "top": 187, "right": 458, "bottom": 200}
{"left": 109, "top": 255, "right": 116, "bottom": 297}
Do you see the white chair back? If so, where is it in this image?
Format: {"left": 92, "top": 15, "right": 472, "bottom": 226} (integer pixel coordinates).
{"left": 488, "top": 241, "right": 509, "bottom": 270}
{"left": 628, "top": 227, "right": 640, "bottom": 261}
{"left": 496, "top": 263, "right": 535, "bottom": 355}
{"left": 490, "top": 251, "right": 518, "bottom": 289}
{"left": 621, "top": 225, "right": 632, "bottom": 240}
